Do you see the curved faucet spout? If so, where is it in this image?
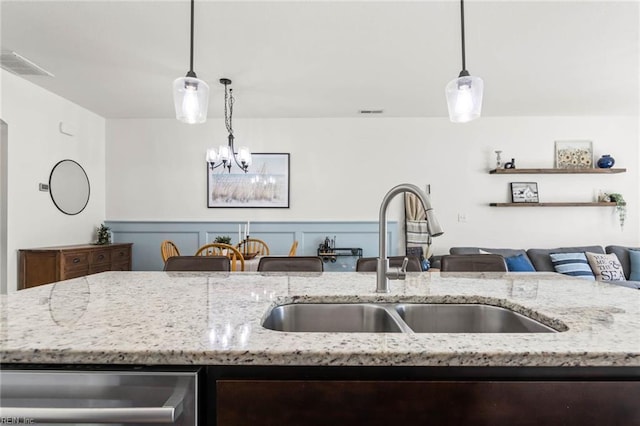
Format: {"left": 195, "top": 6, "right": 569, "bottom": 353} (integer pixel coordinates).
{"left": 377, "top": 183, "right": 431, "bottom": 293}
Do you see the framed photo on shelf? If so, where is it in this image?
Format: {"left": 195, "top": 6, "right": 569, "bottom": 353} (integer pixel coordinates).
{"left": 510, "top": 182, "right": 539, "bottom": 203}
{"left": 554, "top": 140, "right": 593, "bottom": 169}
{"left": 207, "top": 153, "right": 290, "bottom": 208}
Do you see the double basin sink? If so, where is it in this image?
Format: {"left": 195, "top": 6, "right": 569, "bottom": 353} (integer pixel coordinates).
{"left": 262, "top": 303, "right": 558, "bottom": 333}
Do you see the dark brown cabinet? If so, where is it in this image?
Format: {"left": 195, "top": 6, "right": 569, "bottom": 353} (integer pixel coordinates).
{"left": 18, "top": 243, "right": 132, "bottom": 290}
{"left": 209, "top": 366, "right": 640, "bottom": 426}
{"left": 216, "top": 379, "right": 639, "bottom": 426}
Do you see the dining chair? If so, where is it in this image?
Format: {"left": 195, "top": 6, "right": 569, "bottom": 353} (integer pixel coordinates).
{"left": 163, "top": 256, "right": 230, "bottom": 272}
{"left": 257, "top": 256, "right": 323, "bottom": 272}
{"left": 356, "top": 256, "right": 422, "bottom": 272}
{"left": 440, "top": 254, "right": 508, "bottom": 272}
{"left": 195, "top": 243, "right": 245, "bottom": 271}
{"left": 288, "top": 240, "right": 299, "bottom": 256}
{"left": 236, "top": 238, "right": 270, "bottom": 256}
{"left": 160, "top": 240, "right": 181, "bottom": 263}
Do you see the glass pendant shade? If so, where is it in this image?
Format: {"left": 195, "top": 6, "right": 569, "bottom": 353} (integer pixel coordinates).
{"left": 206, "top": 148, "right": 218, "bottom": 163}
{"left": 237, "top": 146, "right": 252, "bottom": 166}
{"left": 173, "top": 76, "right": 210, "bottom": 124}
{"left": 218, "top": 145, "right": 231, "bottom": 162}
{"left": 445, "top": 74, "right": 483, "bottom": 123}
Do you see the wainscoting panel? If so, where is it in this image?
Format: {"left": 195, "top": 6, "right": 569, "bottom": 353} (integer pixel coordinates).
{"left": 106, "top": 221, "right": 399, "bottom": 271}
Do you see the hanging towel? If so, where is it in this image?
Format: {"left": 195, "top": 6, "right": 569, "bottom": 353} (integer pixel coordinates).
{"left": 405, "top": 192, "right": 443, "bottom": 258}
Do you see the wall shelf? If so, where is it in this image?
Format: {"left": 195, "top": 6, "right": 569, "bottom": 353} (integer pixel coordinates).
{"left": 489, "top": 168, "right": 626, "bottom": 174}
{"left": 489, "top": 202, "right": 617, "bottom": 207}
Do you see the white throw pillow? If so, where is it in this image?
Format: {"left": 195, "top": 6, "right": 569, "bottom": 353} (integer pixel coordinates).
{"left": 585, "top": 252, "right": 626, "bottom": 282}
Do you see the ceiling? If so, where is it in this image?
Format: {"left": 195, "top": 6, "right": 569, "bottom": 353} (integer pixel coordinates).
{"left": 1, "top": 0, "right": 638, "bottom": 119}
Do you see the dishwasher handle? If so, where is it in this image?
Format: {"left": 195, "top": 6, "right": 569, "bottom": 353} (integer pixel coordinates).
{"left": 1, "top": 406, "right": 182, "bottom": 424}
{"left": 0, "top": 376, "right": 190, "bottom": 424}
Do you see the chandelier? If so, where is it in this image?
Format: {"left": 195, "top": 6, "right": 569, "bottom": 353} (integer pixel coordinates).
{"left": 206, "top": 79, "right": 252, "bottom": 173}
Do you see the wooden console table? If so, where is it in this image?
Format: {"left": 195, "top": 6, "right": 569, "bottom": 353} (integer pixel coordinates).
{"left": 19, "top": 243, "right": 132, "bottom": 290}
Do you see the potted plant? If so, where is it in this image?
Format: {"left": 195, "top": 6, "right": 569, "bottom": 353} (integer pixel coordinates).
{"left": 214, "top": 235, "right": 232, "bottom": 245}
{"left": 603, "top": 193, "right": 626, "bottom": 229}
{"left": 96, "top": 224, "right": 111, "bottom": 245}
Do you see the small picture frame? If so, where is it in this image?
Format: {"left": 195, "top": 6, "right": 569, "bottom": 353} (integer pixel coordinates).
{"left": 510, "top": 182, "right": 539, "bottom": 203}
{"left": 554, "top": 140, "right": 593, "bottom": 169}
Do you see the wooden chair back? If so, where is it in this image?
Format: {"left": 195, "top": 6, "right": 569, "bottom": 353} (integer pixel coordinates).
{"left": 356, "top": 256, "right": 422, "bottom": 272}
{"left": 195, "top": 243, "right": 245, "bottom": 271}
{"left": 288, "top": 240, "right": 299, "bottom": 256}
{"left": 236, "top": 238, "right": 270, "bottom": 256}
{"left": 163, "top": 256, "right": 230, "bottom": 272}
{"left": 257, "top": 256, "right": 323, "bottom": 272}
{"left": 161, "top": 240, "right": 181, "bottom": 262}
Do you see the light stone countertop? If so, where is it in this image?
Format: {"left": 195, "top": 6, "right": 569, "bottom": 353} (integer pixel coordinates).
{"left": 1, "top": 271, "right": 638, "bottom": 367}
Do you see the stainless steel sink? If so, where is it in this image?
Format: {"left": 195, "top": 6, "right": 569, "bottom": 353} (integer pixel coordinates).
{"left": 262, "top": 303, "right": 405, "bottom": 333}
{"left": 393, "top": 304, "right": 557, "bottom": 333}
{"left": 262, "top": 303, "right": 559, "bottom": 333}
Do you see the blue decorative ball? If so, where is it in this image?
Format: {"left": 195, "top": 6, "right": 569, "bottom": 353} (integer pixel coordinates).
{"left": 597, "top": 155, "right": 615, "bottom": 168}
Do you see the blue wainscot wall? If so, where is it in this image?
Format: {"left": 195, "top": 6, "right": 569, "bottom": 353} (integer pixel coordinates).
{"left": 106, "top": 221, "right": 399, "bottom": 272}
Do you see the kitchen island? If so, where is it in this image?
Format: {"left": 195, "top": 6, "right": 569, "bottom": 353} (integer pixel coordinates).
{"left": 1, "top": 271, "right": 639, "bottom": 424}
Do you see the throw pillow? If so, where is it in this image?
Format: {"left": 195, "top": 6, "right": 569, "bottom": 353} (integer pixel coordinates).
{"left": 585, "top": 252, "right": 626, "bottom": 282}
{"left": 504, "top": 254, "right": 536, "bottom": 272}
{"left": 630, "top": 250, "right": 640, "bottom": 281}
{"left": 549, "top": 252, "right": 595, "bottom": 280}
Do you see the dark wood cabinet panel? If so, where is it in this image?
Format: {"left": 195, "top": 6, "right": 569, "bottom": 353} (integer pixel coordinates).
{"left": 19, "top": 243, "right": 132, "bottom": 290}
{"left": 216, "top": 379, "right": 639, "bottom": 426}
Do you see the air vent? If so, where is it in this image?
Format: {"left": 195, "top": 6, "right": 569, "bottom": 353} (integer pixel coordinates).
{"left": 359, "top": 109, "right": 384, "bottom": 115}
{"left": 0, "top": 51, "right": 54, "bottom": 77}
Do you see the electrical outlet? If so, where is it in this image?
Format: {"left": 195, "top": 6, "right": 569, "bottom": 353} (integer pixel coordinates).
{"left": 457, "top": 213, "right": 467, "bottom": 223}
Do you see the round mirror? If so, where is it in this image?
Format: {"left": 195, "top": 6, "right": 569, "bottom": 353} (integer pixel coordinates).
{"left": 49, "top": 159, "right": 90, "bottom": 215}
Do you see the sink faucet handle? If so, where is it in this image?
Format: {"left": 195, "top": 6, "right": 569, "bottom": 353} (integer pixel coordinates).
{"left": 400, "top": 257, "right": 409, "bottom": 273}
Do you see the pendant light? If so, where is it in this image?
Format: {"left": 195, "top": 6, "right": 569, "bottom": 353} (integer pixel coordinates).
{"left": 173, "top": 0, "right": 209, "bottom": 124}
{"left": 206, "top": 78, "right": 252, "bottom": 173}
{"left": 445, "top": 0, "right": 483, "bottom": 123}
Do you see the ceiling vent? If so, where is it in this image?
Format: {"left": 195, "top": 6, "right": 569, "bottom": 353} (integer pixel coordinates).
{"left": 359, "top": 109, "right": 383, "bottom": 114}
{"left": 0, "top": 51, "right": 54, "bottom": 77}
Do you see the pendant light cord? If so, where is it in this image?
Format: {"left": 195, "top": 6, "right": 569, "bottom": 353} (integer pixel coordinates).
{"left": 225, "top": 85, "right": 234, "bottom": 135}
{"left": 189, "top": 0, "right": 195, "bottom": 74}
{"left": 460, "top": 0, "right": 466, "bottom": 72}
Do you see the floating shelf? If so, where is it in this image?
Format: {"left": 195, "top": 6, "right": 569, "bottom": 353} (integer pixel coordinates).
{"left": 489, "top": 202, "right": 617, "bottom": 207}
{"left": 489, "top": 168, "right": 626, "bottom": 174}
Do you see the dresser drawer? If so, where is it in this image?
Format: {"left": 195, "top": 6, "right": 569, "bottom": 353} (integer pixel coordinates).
{"left": 111, "top": 261, "right": 131, "bottom": 271}
{"left": 65, "top": 268, "right": 91, "bottom": 280}
{"left": 90, "top": 248, "right": 112, "bottom": 265}
{"left": 62, "top": 251, "right": 90, "bottom": 271}
{"left": 111, "top": 247, "right": 131, "bottom": 262}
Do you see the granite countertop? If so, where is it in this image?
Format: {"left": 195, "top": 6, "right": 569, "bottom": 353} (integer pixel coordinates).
{"left": 1, "top": 271, "right": 638, "bottom": 367}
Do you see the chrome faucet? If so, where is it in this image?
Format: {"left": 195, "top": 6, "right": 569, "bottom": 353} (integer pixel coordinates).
{"left": 377, "top": 183, "right": 432, "bottom": 293}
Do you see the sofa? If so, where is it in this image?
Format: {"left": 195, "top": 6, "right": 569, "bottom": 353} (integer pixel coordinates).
{"left": 449, "top": 245, "right": 640, "bottom": 289}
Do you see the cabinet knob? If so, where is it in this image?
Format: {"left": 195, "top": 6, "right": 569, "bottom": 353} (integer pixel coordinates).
{"left": 73, "top": 258, "right": 80, "bottom": 264}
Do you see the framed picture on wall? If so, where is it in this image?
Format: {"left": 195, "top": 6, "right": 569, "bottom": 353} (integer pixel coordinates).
{"left": 510, "top": 182, "right": 539, "bottom": 203}
{"left": 554, "top": 140, "right": 593, "bottom": 169}
{"left": 207, "top": 153, "right": 290, "bottom": 208}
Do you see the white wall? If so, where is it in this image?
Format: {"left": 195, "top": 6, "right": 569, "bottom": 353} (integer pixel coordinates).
{"left": 107, "top": 116, "right": 639, "bottom": 253}
{"left": 1, "top": 70, "right": 106, "bottom": 292}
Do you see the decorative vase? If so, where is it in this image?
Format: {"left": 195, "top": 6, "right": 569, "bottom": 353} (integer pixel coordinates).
{"left": 597, "top": 154, "right": 615, "bottom": 168}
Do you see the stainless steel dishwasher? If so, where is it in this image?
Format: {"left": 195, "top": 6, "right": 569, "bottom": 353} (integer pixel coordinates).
{"left": 0, "top": 367, "right": 200, "bottom": 425}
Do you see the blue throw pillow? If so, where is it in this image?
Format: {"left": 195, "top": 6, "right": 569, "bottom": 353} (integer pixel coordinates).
{"left": 505, "top": 254, "right": 536, "bottom": 272}
{"left": 629, "top": 249, "right": 640, "bottom": 281}
{"left": 549, "top": 252, "right": 595, "bottom": 280}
